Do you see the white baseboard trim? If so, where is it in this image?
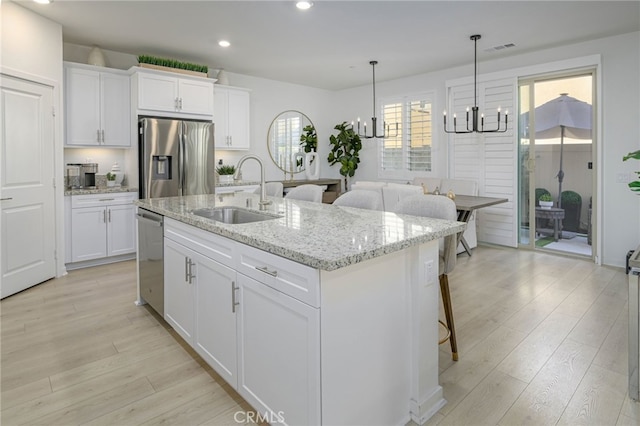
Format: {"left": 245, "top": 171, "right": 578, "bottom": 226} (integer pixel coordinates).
{"left": 65, "top": 253, "right": 135, "bottom": 271}
{"left": 409, "top": 386, "right": 447, "bottom": 425}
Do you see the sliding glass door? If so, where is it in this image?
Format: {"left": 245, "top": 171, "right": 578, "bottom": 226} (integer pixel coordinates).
{"left": 518, "top": 72, "right": 595, "bottom": 258}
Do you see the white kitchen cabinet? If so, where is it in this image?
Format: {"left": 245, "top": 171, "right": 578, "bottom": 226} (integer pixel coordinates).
{"left": 214, "top": 86, "right": 250, "bottom": 150}
{"left": 136, "top": 70, "right": 214, "bottom": 116}
{"left": 237, "top": 273, "right": 321, "bottom": 426}
{"left": 162, "top": 218, "right": 320, "bottom": 424}
{"left": 69, "top": 193, "right": 137, "bottom": 263}
{"left": 65, "top": 63, "right": 130, "bottom": 147}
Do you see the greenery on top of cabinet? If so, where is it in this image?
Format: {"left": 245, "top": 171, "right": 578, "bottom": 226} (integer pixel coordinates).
{"left": 137, "top": 55, "right": 208, "bottom": 73}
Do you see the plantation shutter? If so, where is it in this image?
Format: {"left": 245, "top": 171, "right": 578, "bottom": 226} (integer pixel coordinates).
{"left": 447, "top": 77, "right": 518, "bottom": 247}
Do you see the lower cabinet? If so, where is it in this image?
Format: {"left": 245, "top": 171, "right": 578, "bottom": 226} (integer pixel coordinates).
{"left": 163, "top": 218, "right": 320, "bottom": 425}
{"left": 237, "top": 273, "right": 320, "bottom": 425}
{"left": 70, "top": 193, "right": 137, "bottom": 263}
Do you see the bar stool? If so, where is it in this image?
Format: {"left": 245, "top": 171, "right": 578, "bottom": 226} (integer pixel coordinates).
{"left": 396, "top": 194, "right": 459, "bottom": 361}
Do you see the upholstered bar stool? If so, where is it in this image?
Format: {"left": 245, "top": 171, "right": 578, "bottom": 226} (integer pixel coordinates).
{"left": 284, "top": 184, "right": 324, "bottom": 203}
{"left": 396, "top": 194, "right": 459, "bottom": 361}
{"left": 254, "top": 182, "right": 284, "bottom": 197}
{"left": 332, "top": 190, "right": 384, "bottom": 211}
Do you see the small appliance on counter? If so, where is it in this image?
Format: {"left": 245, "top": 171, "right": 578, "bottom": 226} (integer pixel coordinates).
{"left": 77, "top": 163, "right": 98, "bottom": 189}
{"left": 66, "top": 164, "right": 81, "bottom": 189}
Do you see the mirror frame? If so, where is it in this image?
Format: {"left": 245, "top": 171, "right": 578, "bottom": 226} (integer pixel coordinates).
{"left": 267, "top": 110, "right": 316, "bottom": 174}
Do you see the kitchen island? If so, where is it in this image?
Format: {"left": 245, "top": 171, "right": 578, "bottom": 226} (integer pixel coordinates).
{"left": 135, "top": 192, "right": 465, "bottom": 425}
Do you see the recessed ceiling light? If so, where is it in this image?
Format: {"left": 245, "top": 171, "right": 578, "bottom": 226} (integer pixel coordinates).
{"left": 33, "top": 0, "right": 52, "bottom": 4}
{"left": 296, "top": 1, "right": 313, "bottom": 10}
{"left": 218, "top": 40, "right": 231, "bottom": 48}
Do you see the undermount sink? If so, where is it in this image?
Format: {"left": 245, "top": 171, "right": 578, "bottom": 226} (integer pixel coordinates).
{"left": 191, "top": 207, "right": 280, "bottom": 224}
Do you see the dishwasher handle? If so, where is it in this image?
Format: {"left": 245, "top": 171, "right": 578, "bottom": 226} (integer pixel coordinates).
{"left": 136, "top": 213, "right": 163, "bottom": 227}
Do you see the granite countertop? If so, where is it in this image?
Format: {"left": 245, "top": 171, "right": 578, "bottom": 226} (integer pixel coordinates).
{"left": 65, "top": 186, "right": 138, "bottom": 196}
{"left": 215, "top": 180, "right": 260, "bottom": 188}
{"left": 135, "top": 192, "right": 466, "bottom": 271}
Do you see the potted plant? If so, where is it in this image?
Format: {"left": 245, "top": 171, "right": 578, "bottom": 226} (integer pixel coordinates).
{"left": 623, "top": 150, "right": 640, "bottom": 194}
{"left": 106, "top": 172, "right": 116, "bottom": 187}
{"left": 216, "top": 165, "right": 236, "bottom": 184}
{"left": 539, "top": 193, "right": 553, "bottom": 209}
{"left": 327, "top": 122, "right": 362, "bottom": 190}
{"left": 561, "top": 190, "right": 582, "bottom": 232}
{"left": 297, "top": 124, "right": 318, "bottom": 168}
{"left": 137, "top": 55, "right": 208, "bottom": 77}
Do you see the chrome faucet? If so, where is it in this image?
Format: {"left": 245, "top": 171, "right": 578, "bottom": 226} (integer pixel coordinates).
{"left": 234, "top": 155, "right": 271, "bottom": 209}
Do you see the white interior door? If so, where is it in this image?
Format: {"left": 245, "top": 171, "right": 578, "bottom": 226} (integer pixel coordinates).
{"left": 0, "top": 75, "right": 56, "bottom": 299}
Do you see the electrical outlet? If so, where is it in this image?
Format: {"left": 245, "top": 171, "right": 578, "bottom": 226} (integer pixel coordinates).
{"left": 425, "top": 260, "right": 435, "bottom": 284}
{"left": 617, "top": 172, "right": 632, "bottom": 183}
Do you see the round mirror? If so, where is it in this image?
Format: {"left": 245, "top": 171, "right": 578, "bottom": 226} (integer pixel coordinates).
{"left": 267, "top": 110, "right": 316, "bottom": 174}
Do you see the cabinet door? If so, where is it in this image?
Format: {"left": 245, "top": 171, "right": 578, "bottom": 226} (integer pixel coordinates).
{"left": 100, "top": 73, "right": 130, "bottom": 147}
{"left": 194, "top": 254, "right": 238, "bottom": 387}
{"left": 164, "top": 238, "right": 196, "bottom": 343}
{"left": 227, "top": 88, "right": 250, "bottom": 149}
{"left": 237, "top": 274, "right": 321, "bottom": 425}
{"left": 179, "top": 79, "right": 214, "bottom": 116}
{"left": 138, "top": 73, "right": 179, "bottom": 112}
{"left": 66, "top": 68, "right": 101, "bottom": 146}
{"left": 71, "top": 207, "right": 107, "bottom": 262}
{"left": 107, "top": 203, "right": 135, "bottom": 256}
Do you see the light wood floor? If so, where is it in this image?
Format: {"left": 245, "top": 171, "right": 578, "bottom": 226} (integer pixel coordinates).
{"left": 1, "top": 246, "right": 639, "bottom": 425}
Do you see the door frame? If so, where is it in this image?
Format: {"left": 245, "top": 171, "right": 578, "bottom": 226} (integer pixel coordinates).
{"left": 518, "top": 70, "right": 597, "bottom": 261}
{"left": 1, "top": 66, "right": 66, "bottom": 278}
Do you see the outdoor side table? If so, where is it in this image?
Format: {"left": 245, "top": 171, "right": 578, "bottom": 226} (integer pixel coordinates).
{"left": 535, "top": 207, "right": 565, "bottom": 242}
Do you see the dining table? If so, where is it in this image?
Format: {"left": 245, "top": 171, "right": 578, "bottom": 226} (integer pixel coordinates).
{"left": 453, "top": 194, "right": 509, "bottom": 256}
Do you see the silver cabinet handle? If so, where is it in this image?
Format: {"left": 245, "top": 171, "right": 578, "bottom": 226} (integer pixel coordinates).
{"left": 101, "top": 129, "right": 105, "bottom": 143}
{"left": 97, "top": 129, "right": 101, "bottom": 143}
{"left": 231, "top": 281, "right": 239, "bottom": 313}
{"left": 255, "top": 266, "right": 278, "bottom": 277}
{"left": 0, "top": 197, "right": 12, "bottom": 201}
{"left": 184, "top": 257, "right": 189, "bottom": 282}
{"left": 103, "top": 209, "right": 107, "bottom": 223}
{"left": 99, "top": 198, "right": 115, "bottom": 202}
{"left": 179, "top": 98, "right": 183, "bottom": 110}
{"left": 108, "top": 209, "right": 111, "bottom": 222}
{"left": 187, "top": 259, "right": 196, "bottom": 284}
{"left": 175, "top": 97, "right": 179, "bottom": 110}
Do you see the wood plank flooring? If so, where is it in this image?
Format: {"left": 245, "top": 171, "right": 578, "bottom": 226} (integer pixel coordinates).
{"left": 2, "top": 246, "right": 639, "bottom": 425}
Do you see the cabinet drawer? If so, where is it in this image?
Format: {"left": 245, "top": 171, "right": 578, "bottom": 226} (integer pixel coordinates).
{"left": 164, "top": 218, "right": 235, "bottom": 268}
{"left": 71, "top": 192, "right": 137, "bottom": 208}
{"left": 236, "top": 243, "right": 320, "bottom": 308}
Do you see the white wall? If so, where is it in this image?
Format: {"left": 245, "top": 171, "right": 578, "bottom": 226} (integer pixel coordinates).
{"left": 1, "top": 2, "right": 65, "bottom": 276}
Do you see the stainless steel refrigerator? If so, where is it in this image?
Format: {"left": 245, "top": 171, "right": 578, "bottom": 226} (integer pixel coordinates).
{"left": 138, "top": 117, "right": 215, "bottom": 199}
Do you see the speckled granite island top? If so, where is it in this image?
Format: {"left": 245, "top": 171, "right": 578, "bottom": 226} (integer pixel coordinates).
{"left": 135, "top": 193, "right": 466, "bottom": 271}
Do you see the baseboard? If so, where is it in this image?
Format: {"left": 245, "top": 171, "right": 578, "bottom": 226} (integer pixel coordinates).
{"left": 409, "top": 386, "right": 446, "bottom": 425}
{"left": 65, "top": 253, "right": 135, "bottom": 270}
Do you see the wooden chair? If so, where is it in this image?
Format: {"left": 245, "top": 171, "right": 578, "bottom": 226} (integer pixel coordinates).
{"left": 333, "top": 190, "right": 384, "bottom": 211}
{"left": 396, "top": 194, "right": 459, "bottom": 361}
{"left": 284, "top": 184, "right": 324, "bottom": 203}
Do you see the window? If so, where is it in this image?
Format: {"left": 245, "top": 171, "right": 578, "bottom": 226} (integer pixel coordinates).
{"left": 379, "top": 92, "right": 434, "bottom": 178}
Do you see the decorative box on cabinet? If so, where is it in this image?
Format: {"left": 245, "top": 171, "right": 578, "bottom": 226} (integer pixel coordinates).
{"left": 132, "top": 67, "right": 214, "bottom": 117}
{"left": 214, "top": 86, "right": 250, "bottom": 150}
{"left": 69, "top": 192, "right": 137, "bottom": 264}
{"left": 65, "top": 63, "right": 130, "bottom": 147}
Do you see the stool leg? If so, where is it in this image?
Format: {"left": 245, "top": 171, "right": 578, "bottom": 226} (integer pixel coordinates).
{"left": 440, "top": 274, "right": 458, "bottom": 361}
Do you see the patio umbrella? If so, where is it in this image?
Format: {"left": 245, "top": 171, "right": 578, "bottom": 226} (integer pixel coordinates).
{"left": 523, "top": 93, "right": 592, "bottom": 208}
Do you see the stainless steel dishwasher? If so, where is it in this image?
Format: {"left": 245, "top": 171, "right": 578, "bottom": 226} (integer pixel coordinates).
{"left": 629, "top": 245, "right": 640, "bottom": 400}
{"left": 136, "top": 208, "right": 164, "bottom": 316}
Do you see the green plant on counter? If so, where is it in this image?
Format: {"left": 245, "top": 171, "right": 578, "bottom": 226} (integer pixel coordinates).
{"left": 216, "top": 165, "right": 236, "bottom": 176}
{"left": 538, "top": 193, "right": 552, "bottom": 202}
{"left": 327, "top": 122, "right": 362, "bottom": 179}
{"left": 137, "top": 55, "right": 208, "bottom": 74}
{"left": 106, "top": 172, "right": 116, "bottom": 181}
{"left": 623, "top": 150, "right": 640, "bottom": 194}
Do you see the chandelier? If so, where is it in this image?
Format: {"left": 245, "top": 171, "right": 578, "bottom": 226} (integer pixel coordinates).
{"left": 444, "top": 35, "right": 508, "bottom": 134}
{"left": 354, "top": 61, "right": 398, "bottom": 139}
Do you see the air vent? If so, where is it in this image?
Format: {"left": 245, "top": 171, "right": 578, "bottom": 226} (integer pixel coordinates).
{"left": 484, "top": 43, "right": 516, "bottom": 52}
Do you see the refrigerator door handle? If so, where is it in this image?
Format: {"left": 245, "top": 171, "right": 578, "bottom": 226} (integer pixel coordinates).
{"left": 178, "top": 131, "right": 184, "bottom": 196}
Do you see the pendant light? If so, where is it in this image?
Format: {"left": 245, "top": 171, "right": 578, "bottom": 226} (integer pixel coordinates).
{"left": 444, "top": 35, "right": 508, "bottom": 134}
{"left": 353, "top": 61, "right": 398, "bottom": 139}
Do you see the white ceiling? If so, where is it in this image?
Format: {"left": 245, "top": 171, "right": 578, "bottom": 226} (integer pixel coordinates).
{"left": 13, "top": 0, "right": 640, "bottom": 90}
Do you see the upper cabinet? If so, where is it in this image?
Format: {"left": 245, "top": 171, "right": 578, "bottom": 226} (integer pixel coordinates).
{"left": 214, "top": 86, "right": 250, "bottom": 150}
{"left": 65, "top": 63, "right": 130, "bottom": 147}
{"left": 132, "top": 68, "right": 214, "bottom": 118}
